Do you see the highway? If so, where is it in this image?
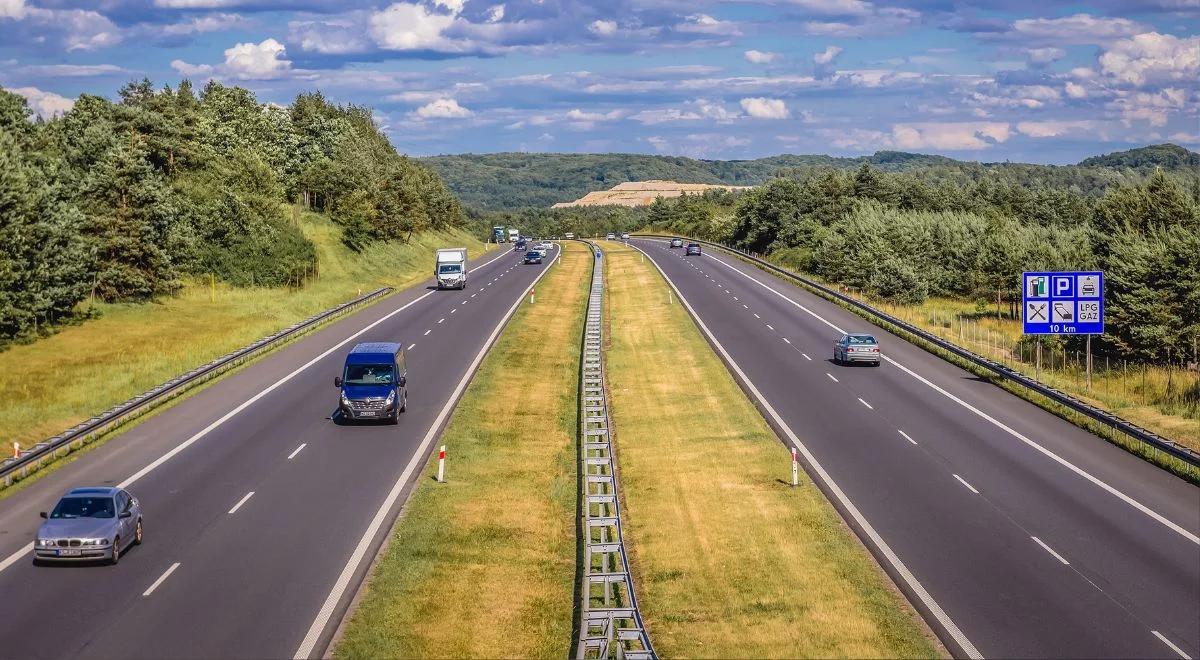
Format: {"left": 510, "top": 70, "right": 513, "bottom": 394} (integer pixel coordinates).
{"left": 627, "top": 238, "right": 1200, "bottom": 660}
{"left": 0, "top": 243, "right": 557, "bottom": 659}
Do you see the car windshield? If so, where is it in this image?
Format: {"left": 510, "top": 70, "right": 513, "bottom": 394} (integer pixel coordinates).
{"left": 847, "top": 335, "right": 877, "bottom": 344}
{"left": 51, "top": 496, "right": 115, "bottom": 519}
{"left": 438, "top": 264, "right": 462, "bottom": 274}
{"left": 343, "top": 363, "right": 394, "bottom": 385}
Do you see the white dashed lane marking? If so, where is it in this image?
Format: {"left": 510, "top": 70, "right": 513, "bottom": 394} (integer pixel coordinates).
{"left": 143, "top": 563, "right": 181, "bottom": 597}
{"left": 858, "top": 397, "right": 873, "bottom": 410}
{"left": 228, "top": 491, "right": 255, "bottom": 515}
{"left": 953, "top": 474, "right": 980, "bottom": 495}
{"left": 826, "top": 373, "right": 839, "bottom": 382}
{"left": 1032, "top": 536, "right": 1069, "bottom": 565}
{"left": 407, "top": 343, "right": 416, "bottom": 351}
{"left": 898, "top": 430, "right": 918, "bottom": 445}
{"left": 287, "top": 443, "right": 306, "bottom": 460}
{"left": 423, "top": 329, "right": 431, "bottom": 336}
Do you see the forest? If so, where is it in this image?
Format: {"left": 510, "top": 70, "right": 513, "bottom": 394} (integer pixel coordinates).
{"left": 472, "top": 149, "right": 1199, "bottom": 366}
{"left": 0, "top": 81, "right": 464, "bottom": 346}
{"left": 422, "top": 144, "right": 1198, "bottom": 211}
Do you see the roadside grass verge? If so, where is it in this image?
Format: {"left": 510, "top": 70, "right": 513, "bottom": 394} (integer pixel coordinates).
{"left": 600, "top": 241, "right": 939, "bottom": 658}
{"left": 0, "top": 210, "right": 489, "bottom": 450}
{"left": 333, "top": 241, "right": 589, "bottom": 659}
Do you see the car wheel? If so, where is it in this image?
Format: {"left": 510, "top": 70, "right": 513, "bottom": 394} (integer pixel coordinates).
{"left": 134, "top": 519, "right": 143, "bottom": 545}
{"left": 833, "top": 352, "right": 840, "bottom": 365}
{"left": 110, "top": 538, "right": 120, "bottom": 565}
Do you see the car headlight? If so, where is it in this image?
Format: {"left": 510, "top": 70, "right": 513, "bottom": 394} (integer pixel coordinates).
{"left": 385, "top": 390, "right": 396, "bottom": 406}
{"left": 37, "top": 538, "right": 54, "bottom": 547}
{"left": 340, "top": 391, "right": 351, "bottom": 405}
{"left": 81, "top": 538, "right": 107, "bottom": 546}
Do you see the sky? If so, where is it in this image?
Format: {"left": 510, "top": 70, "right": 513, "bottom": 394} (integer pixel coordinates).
{"left": 1, "top": 0, "right": 1197, "bottom": 163}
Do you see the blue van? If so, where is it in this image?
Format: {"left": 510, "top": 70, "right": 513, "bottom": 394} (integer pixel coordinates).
{"left": 334, "top": 343, "right": 407, "bottom": 424}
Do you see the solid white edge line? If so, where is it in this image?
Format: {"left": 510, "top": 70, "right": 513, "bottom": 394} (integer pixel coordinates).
{"left": 953, "top": 474, "right": 980, "bottom": 494}
{"left": 628, "top": 241, "right": 984, "bottom": 660}
{"left": 293, "top": 248, "right": 564, "bottom": 659}
{"left": 699, "top": 246, "right": 1200, "bottom": 546}
{"left": 1031, "top": 536, "right": 1070, "bottom": 565}
{"left": 898, "top": 430, "right": 918, "bottom": 445}
{"left": 858, "top": 397, "right": 873, "bottom": 410}
{"left": 1152, "top": 631, "right": 1193, "bottom": 659}
{"left": 228, "top": 491, "right": 255, "bottom": 515}
{"left": 288, "top": 444, "right": 307, "bottom": 460}
{"left": 0, "top": 249, "right": 520, "bottom": 574}
{"left": 142, "top": 562, "right": 181, "bottom": 597}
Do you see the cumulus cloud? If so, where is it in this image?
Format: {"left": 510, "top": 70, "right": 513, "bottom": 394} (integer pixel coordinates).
{"left": 1, "top": 0, "right": 26, "bottom": 19}
{"left": 1010, "top": 13, "right": 1147, "bottom": 44}
{"left": 1108, "top": 87, "right": 1188, "bottom": 126}
{"left": 10, "top": 86, "right": 74, "bottom": 118}
{"left": 1025, "top": 47, "right": 1065, "bottom": 66}
{"left": 740, "top": 97, "right": 789, "bottom": 119}
{"left": 676, "top": 14, "right": 740, "bottom": 37}
{"left": 589, "top": 19, "right": 617, "bottom": 36}
{"left": 1098, "top": 32, "right": 1200, "bottom": 86}
{"left": 370, "top": 2, "right": 459, "bottom": 51}
{"left": 1065, "top": 81, "right": 1088, "bottom": 99}
{"left": 744, "top": 50, "right": 778, "bottom": 64}
{"left": 411, "top": 98, "right": 473, "bottom": 119}
{"left": 813, "top": 45, "right": 843, "bottom": 65}
{"left": 223, "top": 38, "right": 292, "bottom": 79}
{"left": 631, "top": 98, "right": 737, "bottom": 124}
{"left": 486, "top": 4, "right": 504, "bottom": 23}
{"left": 1016, "top": 120, "right": 1099, "bottom": 138}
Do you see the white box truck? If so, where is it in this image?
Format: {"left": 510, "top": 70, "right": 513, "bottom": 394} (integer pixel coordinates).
{"left": 436, "top": 248, "right": 468, "bottom": 290}
{"left": 507, "top": 228, "right": 520, "bottom": 243}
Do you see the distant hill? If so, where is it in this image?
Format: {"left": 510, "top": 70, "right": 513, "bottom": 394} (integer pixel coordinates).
{"left": 1079, "top": 144, "right": 1200, "bottom": 171}
{"left": 420, "top": 145, "right": 1197, "bottom": 210}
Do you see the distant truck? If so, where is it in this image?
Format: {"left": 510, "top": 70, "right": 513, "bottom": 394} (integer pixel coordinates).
{"left": 492, "top": 226, "right": 506, "bottom": 243}
{"left": 436, "top": 247, "right": 468, "bottom": 289}
{"left": 335, "top": 342, "right": 407, "bottom": 424}
{"left": 565, "top": 232, "right": 575, "bottom": 239}
{"left": 507, "top": 228, "right": 520, "bottom": 243}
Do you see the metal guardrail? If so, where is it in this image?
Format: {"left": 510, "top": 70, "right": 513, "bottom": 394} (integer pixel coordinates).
{"left": 633, "top": 234, "right": 1200, "bottom": 471}
{"left": 1, "top": 286, "right": 394, "bottom": 487}
{"left": 576, "top": 241, "right": 655, "bottom": 660}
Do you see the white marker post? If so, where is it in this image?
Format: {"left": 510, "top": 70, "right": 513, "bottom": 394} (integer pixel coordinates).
{"left": 790, "top": 447, "right": 799, "bottom": 487}
{"left": 529, "top": 287, "right": 535, "bottom": 305}
{"left": 437, "top": 445, "right": 446, "bottom": 483}
{"left": 12, "top": 442, "right": 18, "bottom": 459}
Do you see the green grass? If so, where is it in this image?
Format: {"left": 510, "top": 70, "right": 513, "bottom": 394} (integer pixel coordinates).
{"left": 333, "top": 241, "right": 591, "bottom": 659}
{"left": 599, "top": 241, "right": 940, "bottom": 658}
{"left": 0, "top": 209, "right": 491, "bottom": 451}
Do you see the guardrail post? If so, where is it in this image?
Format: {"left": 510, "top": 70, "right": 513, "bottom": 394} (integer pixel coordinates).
{"left": 791, "top": 448, "right": 799, "bottom": 487}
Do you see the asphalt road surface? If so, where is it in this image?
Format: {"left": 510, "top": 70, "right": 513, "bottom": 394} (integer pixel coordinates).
{"left": 628, "top": 238, "right": 1199, "bottom": 660}
{"left": 0, "top": 243, "right": 557, "bottom": 659}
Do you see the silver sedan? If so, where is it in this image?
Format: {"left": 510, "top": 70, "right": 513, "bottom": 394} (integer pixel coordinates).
{"left": 834, "top": 333, "right": 882, "bottom": 366}
{"left": 35, "top": 487, "right": 143, "bottom": 565}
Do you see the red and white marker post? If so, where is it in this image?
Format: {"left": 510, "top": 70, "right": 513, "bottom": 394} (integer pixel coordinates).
{"left": 529, "top": 287, "right": 536, "bottom": 304}
{"left": 790, "top": 447, "right": 799, "bottom": 487}
{"left": 12, "top": 442, "right": 19, "bottom": 459}
{"left": 437, "top": 445, "right": 446, "bottom": 483}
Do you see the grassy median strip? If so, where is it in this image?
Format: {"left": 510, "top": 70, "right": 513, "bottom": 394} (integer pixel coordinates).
{"left": 600, "top": 241, "right": 939, "bottom": 658}
{"left": 0, "top": 210, "right": 487, "bottom": 449}
{"left": 334, "top": 241, "right": 589, "bottom": 659}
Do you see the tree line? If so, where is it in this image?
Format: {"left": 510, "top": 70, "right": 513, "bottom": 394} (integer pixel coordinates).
{"left": 0, "top": 81, "right": 464, "bottom": 345}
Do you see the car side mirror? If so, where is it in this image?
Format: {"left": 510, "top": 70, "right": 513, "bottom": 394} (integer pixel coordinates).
{"left": 334, "top": 377, "right": 343, "bottom": 388}
{"left": 119, "top": 511, "right": 132, "bottom": 519}
{"left": 40, "top": 511, "right": 47, "bottom": 519}
{"left": 398, "top": 377, "right": 407, "bottom": 387}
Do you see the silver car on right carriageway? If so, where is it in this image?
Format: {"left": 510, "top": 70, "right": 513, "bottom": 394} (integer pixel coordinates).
{"left": 833, "top": 333, "right": 882, "bottom": 366}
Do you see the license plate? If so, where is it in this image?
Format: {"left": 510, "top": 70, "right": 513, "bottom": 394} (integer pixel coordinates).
{"left": 58, "top": 549, "right": 81, "bottom": 557}
{"left": 358, "top": 411, "right": 376, "bottom": 417}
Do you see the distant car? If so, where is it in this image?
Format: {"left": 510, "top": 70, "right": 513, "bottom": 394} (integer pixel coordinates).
{"left": 621, "top": 233, "right": 630, "bottom": 240}
{"left": 834, "top": 333, "right": 881, "bottom": 366}
{"left": 670, "top": 238, "right": 684, "bottom": 248}
{"left": 515, "top": 238, "right": 528, "bottom": 251}
{"left": 606, "top": 233, "right": 616, "bottom": 240}
{"left": 524, "top": 251, "right": 543, "bottom": 264}
{"left": 36, "top": 487, "right": 143, "bottom": 565}
{"left": 685, "top": 243, "right": 702, "bottom": 256}
{"left": 539, "top": 241, "right": 553, "bottom": 251}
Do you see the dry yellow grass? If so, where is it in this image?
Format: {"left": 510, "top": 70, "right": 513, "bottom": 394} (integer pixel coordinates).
{"left": 334, "top": 241, "right": 591, "bottom": 659}
{"left": 601, "top": 241, "right": 939, "bottom": 658}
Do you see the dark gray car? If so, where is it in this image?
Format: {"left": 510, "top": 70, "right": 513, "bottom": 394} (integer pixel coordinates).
{"left": 35, "top": 487, "right": 143, "bottom": 565}
{"left": 834, "top": 333, "right": 882, "bottom": 366}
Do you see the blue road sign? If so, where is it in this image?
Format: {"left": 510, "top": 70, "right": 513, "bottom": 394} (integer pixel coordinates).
{"left": 1022, "top": 271, "right": 1104, "bottom": 335}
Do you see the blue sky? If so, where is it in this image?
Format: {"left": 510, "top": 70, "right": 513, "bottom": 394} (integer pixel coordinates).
{"left": 1, "top": 0, "right": 1197, "bottom": 163}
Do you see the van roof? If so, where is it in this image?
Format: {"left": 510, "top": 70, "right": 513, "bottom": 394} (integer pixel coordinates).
{"left": 350, "top": 342, "right": 401, "bottom": 355}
